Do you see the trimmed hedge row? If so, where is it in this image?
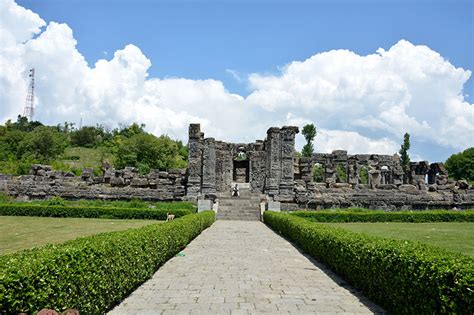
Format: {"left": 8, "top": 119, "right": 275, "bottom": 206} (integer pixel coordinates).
{"left": 264, "top": 211, "right": 474, "bottom": 314}
{"left": 0, "top": 203, "right": 192, "bottom": 220}
{"left": 292, "top": 209, "right": 474, "bottom": 222}
{"left": 0, "top": 211, "right": 215, "bottom": 314}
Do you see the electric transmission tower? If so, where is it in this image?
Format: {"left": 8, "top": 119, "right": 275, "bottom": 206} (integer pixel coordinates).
{"left": 23, "top": 68, "right": 35, "bottom": 121}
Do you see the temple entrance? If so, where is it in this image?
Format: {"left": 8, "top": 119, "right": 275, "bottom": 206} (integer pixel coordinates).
{"left": 233, "top": 160, "right": 249, "bottom": 183}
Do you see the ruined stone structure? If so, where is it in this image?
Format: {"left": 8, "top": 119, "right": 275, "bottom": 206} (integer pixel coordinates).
{"left": 186, "top": 123, "right": 298, "bottom": 202}
{"left": 187, "top": 124, "right": 473, "bottom": 210}
{"left": 1, "top": 165, "right": 186, "bottom": 201}
{"left": 1, "top": 123, "right": 473, "bottom": 210}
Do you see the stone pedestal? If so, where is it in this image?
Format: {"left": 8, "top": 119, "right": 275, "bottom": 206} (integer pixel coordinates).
{"left": 198, "top": 199, "right": 212, "bottom": 212}
{"left": 268, "top": 201, "right": 281, "bottom": 212}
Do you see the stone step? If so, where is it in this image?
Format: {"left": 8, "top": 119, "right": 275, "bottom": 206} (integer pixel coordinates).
{"left": 219, "top": 197, "right": 260, "bottom": 202}
{"left": 217, "top": 214, "right": 260, "bottom": 220}
{"left": 218, "top": 205, "right": 259, "bottom": 209}
{"left": 219, "top": 203, "right": 260, "bottom": 208}
{"left": 218, "top": 210, "right": 260, "bottom": 215}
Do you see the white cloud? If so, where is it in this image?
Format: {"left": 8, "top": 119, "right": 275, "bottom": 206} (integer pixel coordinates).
{"left": 0, "top": 0, "right": 472, "bottom": 162}
{"left": 246, "top": 40, "right": 473, "bottom": 150}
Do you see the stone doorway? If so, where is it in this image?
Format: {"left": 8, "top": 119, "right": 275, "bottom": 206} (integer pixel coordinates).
{"left": 233, "top": 160, "right": 249, "bottom": 183}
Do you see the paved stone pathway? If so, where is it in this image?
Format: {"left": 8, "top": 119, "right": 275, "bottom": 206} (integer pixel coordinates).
{"left": 109, "top": 221, "right": 385, "bottom": 314}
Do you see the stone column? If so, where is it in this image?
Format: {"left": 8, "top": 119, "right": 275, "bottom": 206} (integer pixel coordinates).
{"left": 201, "top": 137, "right": 217, "bottom": 196}
{"left": 279, "top": 126, "right": 299, "bottom": 201}
{"left": 186, "top": 124, "right": 203, "bottom": 199}
{"left": 265, "top": 127, "right": 281, "bottom": 197}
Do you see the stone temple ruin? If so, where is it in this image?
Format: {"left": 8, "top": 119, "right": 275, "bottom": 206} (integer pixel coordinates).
{"left": 0, "top": 123, "right": 473, "bottom": 216}
{"left": 185, "top": 124, "right": 473, "bottom": 211}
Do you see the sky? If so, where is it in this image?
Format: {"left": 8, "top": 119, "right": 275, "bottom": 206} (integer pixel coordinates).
{"left": 1, "top": 0, "right": 473, "bottom": 162}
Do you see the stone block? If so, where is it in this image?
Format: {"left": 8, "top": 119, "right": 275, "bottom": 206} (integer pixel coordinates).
{"left": 130, "top": 178, "right": 149, "bottom": 187}
{"left": 268, "top": 201, "right": 281, "bottom": 212}
{"left": 198, "top": 199, "right": 212, "bottom": 212}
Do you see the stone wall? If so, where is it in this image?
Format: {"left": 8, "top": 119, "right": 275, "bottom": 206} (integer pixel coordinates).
{"left": 292, "top": 151, "right": 473, "bottom": 210}
{"left": 1, "top": 164, "right": 187, "bottom": 201}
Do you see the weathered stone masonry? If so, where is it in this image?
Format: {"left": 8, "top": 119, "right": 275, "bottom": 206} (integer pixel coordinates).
{"left": 0, "top": 165, "right": 186, "bottom": 201}
{"left": 1, "top": 123, "right": 473, "bottom": 210}
{"left": 186, "top": 124, "right": 473, "bottom": 210}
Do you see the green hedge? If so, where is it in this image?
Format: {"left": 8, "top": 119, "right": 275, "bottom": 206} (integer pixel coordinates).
{"left": 292, "top": 209, "right": 474, "bottom": 222}
{"left": 264, "top": 211, "right": 474, "bottom": 314}
{"left": 0, "top": 211, "right": 215, "bottom": 314}
{"left": 0, "top": 203, "right": 192, "bottom": 220}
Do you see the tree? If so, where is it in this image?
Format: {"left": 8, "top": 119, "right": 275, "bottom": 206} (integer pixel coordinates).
{"left": 445, "top": 147, "right": 474, "bottom": 182}
{"left": 70, "top": 126, "right": 99, "bottom": 148}
{"left": 115, "top": 133, "right": 186, "bottom": 173}
{"left": 399, "top": 133, "right": 411, "bottom": 173}
{"left": 19, "top": 126, "right": 67, "bottom": 161}
{"left": 312, "top": 163, "right": 324, "bottom": 182}
{"left": 301, "top": 123, "right": 317, "bottom": 157}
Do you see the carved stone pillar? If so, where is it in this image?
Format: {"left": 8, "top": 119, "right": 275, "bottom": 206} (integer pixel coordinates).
{"left": 265, "top": 127, "right": 281, "bottom": 197}
{"left": 186, "top": 124, "right": 203, "bottom": 199}
{"left": 201, "top": 137, "right": 216, "bottom": 195}
{"left": 278, "top": 126, "right": 299, "bottom": 201}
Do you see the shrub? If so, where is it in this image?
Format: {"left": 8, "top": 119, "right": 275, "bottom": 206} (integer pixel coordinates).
{"left": 291, "top": 209, "right": 474, "bottom": 223}
{"left": 0, "top": 211, "right": 215, "bottom": 314}
{"left": 154, "top": 201, "right": 196, "bottom": 212}
{"left": 0, "top": 203, "right": 191, "bottom": 220}
{"left": 46, "top": 196, "right": 67, "bottom": 206}
{"left": 0, "top": 192, "right": 11, "bottom": 203}
{"left": 264, "top": 211, "right": 473, "bottom": 314}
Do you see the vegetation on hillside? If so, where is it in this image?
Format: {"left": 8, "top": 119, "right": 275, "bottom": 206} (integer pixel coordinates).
{"left": 0, "top": 116, "right": 188, "bottom": 175}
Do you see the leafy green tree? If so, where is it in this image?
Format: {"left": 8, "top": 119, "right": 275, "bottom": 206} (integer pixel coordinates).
{"left": 19, "top": 126, "right": 67, "bottom": 161}
{"left": 114, "top": 123, "right": 146, "bottom": 138}
{"left": 399, "top": 133, "right": 411, "bottom": 173}
{"left": 313, "top": 163, "right": 324, "bottom": 182}
{"left": 335, "top": 164, "right": 348, "bottom": 182}
{"left": 359, "top": 166, "right": 369, "bottom": 184}
{"left": 5, "top": 115, "right": 42, "bottom": 132}
{"left": 70, "top": 126, "right": 100, "bottom": 147}
{"left": 445, "top": 147, "right": 474, "bottom": 182}
{"left": 176, "top": 140, "right": 188, "bottom": 164}
{"left": 115, "top": 133, "right": 186, "bottom": 173}
{"left": 301, "top": 123, "right": 317, "bottom": 157}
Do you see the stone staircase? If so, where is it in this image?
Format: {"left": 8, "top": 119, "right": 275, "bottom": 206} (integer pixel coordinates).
{"left": 216, "top": 184, "right": 261, "bottom": 221}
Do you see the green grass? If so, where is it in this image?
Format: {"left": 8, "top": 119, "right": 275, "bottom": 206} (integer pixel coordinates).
{"left": 51, "top": 146, "right": 114, "bottom": 176}
{"left": 326, "top": 222, "right": 474, "bottom": 256}
{"left": 0, "top": 216, "right": 159, "bottom": 255}
{"left": 0, "top": 194, "right": 197, "bottom": 212}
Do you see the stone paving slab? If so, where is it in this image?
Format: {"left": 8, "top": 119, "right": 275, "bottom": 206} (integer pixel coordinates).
{"left": 109, "top": 221, "right": 386, "bottom": 314}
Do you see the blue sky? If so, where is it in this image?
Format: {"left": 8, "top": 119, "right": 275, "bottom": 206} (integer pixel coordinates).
{"left": 18, "top": 0, "right": 473, "bottom": 99}
{"left": 2, "top": 0, "right": 473, "bottom": 162}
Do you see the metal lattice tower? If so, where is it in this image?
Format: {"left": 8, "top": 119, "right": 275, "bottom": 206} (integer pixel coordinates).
{"left": 23, "top": 68, "right": 35, "bottom": 121}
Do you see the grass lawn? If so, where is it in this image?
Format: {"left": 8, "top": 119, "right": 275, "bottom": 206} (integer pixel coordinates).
{"left": 0, "top": 216, "right": 159, "bottom": 255}
{"left": 326, "top": 222, "right": 474, "bottom": 257}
